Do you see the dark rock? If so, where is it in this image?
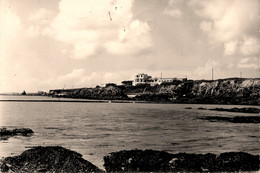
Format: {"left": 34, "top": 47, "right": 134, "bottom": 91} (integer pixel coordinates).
{"left": 0, "top": 128, "right": 34, "bottom": 139}
{"left": 216, "top": 152, "right": 259, "bottom": 172}
{"left": 104, "top": 149, "right": 259, "bottom": 172}
{"left": 210, "top": 107, "right": 260, "bottom": 113}
{"left": 104, "top": 149, "right": 173, "bottom": 172}
{"left": 199, "top": 116, "right": 260, "bottom": 123}
{"left": 0, "top": 162, "right": 9, "bottom": 172}
{"left": 198, "top": 107, "right": 206, "bottom": 110}
{"left": 12, "top": 128, "right": 34, "bottom": 135}
{"left": 1, "top": 146, "right": 103, "bottom": 172}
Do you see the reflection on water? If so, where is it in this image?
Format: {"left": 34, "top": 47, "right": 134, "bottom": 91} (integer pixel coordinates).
{"left": 0, "top": 96, "right": 259, "bottom": 169}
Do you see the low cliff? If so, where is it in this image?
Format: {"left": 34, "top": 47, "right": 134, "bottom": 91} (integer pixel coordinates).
{"left": 50, "top": 85, "right": 127, "bottom": 100}
{"left": 133, "top": 78, "right": 260, "bottom": 105}
{"left": 49, "top": 78, "right": 260, "bottom": 105}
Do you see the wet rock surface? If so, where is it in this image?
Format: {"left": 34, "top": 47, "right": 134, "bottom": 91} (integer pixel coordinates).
{"left": 0, "top": 128, "right": 33, "bottom": 139}
{"left": 104, "top": 149, "right": 259, "bottom": 172}
{"left": 0, "top": 146, "right": 103, "bottom": 173}
{"left": 199, "top": 116, "right": 260, "bottom": 123}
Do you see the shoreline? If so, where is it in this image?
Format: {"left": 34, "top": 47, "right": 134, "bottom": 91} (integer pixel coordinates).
{"left": 0, "top": 97, "right": 260, "bottom": 106}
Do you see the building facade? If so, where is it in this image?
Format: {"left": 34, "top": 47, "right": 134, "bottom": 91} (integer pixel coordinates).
{"left": 133, "top": 73, "right": 151, "bottom": 86}
{"left": 132, "top": 73, "right": 187, "bottom": 86}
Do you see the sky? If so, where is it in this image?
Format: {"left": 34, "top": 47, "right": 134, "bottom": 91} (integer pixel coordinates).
{"left": 0, "top": 0, "right": 259, "bottom": 93}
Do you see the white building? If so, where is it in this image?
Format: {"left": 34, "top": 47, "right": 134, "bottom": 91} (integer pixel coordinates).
{"left": 133, "top": 73, "right": 151, "bottom": 86}
{"left": 133, "top": 73, "right": 187, "bottom": 86}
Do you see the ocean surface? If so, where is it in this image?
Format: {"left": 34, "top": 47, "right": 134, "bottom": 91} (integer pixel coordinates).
{"left": 0, "top": 95, "right": 259, "bottom": 169}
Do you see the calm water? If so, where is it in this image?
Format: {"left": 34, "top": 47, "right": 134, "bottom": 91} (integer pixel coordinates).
{"left": 0, "top": 96, "right": 259, "bottom": 169}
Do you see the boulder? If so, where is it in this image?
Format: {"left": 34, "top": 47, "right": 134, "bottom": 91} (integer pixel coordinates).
{"left": 0, "top": 146, "right": 103, "bottom": 172}
{"left": 0, "top": 128, "right": 34, "bottom": 138}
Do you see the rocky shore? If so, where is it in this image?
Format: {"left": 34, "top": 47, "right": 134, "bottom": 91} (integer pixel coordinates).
{"left": 1, "top": 146, "right": 259, "bottom": 172}
{"left": 49, "top": 78, "right": 260, "bottom": 105}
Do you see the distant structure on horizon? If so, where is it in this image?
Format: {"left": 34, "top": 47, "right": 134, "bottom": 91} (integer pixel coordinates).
{"left": 122, "top": 73, "right": 187, "bottom": 86}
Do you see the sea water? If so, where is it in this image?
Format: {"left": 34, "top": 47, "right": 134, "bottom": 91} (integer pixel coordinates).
{"left": 0, "top": 95, "right": 259, "bottom": 169}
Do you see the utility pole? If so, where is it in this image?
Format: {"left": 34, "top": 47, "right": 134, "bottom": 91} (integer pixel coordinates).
{"left": 161, "top": 72, "right": 162, "bottom": 79}
{"left": 240, "top": 71, "right": 242, "bottom": 78}
{"left": 212, "top": 68, "right": 214, "bottom": 80}
{"left": 258, "top": 54, "right": 260, "bottom": 77}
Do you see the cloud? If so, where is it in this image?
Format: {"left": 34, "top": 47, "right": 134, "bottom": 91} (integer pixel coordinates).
{"left": 27, "top": 8, "right": 53, "bottom": 37}
{"left": 0, "top": 8, "right": 22, "bottom": 92}
{"left": 193, "top": 59, "right": 218, "bottom": 78}
{"left": 0, "top": 9, "right": 22, "bottom": 44}
{"left": 54, "top": 69, "right": 129, "bottom": 88}
{"left": 189, "top": 0, "right": 259, "bottom": 75}
{"left": 237, "top": 57, "right": 258, "bottom": 69}
{"left": 224, "top": 40, "right": 238, "bottom": 56}
{"left": 240, "top": 37, "right": 259, "bottom": 56}
{"left": 163, "top": 0, "right": 183, "bottom": 17}
{"left": 105, "top": 20, "right": 151, "bottom": 54}
{"left": 199, "top": 20, "right": 213, "bottom": 32}
{"left": 28, "top": 8, "right": 52, "bottom": 22}
{"left": 50, "top": 0, "right": 152, "bottom": 59}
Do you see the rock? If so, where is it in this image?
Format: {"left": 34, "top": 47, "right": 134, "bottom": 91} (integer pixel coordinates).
{"left": 210, "top": 107, "right": 260, "bottom": 113}
{"left": 12, "top": 128, "right": 34, "bottom": 135}
{"left": 104, "top": 149, "right": 259, "bottom": 172}
{"left": 1, "top": 146, "right": 103, "bottom": 172}
{"left": 198, "top": 107, "right": 206, "bottom": 110}
{"left": 199, "top": 116, "right": 260, "bottom": 123}
{"left": 216, "top": 152, "right": 260, "bottom": 172}
{"left": 0, "top": 162, "right": 9, "bottom": 172}
{"left": 104, "top": 149, "right": 173, "bottom": 172}
{"left": 0, "top": 128, "right": 34, "bottom": 139}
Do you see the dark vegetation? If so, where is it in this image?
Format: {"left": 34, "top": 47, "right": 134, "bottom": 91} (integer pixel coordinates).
{"left": 49, "top": 78, "right": 260, "bottom": 105}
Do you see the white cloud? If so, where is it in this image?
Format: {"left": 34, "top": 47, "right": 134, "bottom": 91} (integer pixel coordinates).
{"left": 193, "top": 59, "right": 219, "bottom": 77}
{"left": 190, "top": 0, "right": 259, "bottom": 74}
{"left": 237, "top": 57, "right": 258, "bottom": 69}
{"left": 240, "top": 37, "right": 259, "bottom": 56}
{"left": 199, "top": 20, "right": 213, "bottom": 32}
{"left": 163, "top": 9, "right": 182, "bottom": 17}
{"left": 28, "top": 8, "right": 52, "bottom": 22}
{"left": 55, "top": 69, "right": 129, "bottom": 88}
{"left": 0, "top": 9, "right": 22, "bottom": 44}
{"left": 0, "top": 8, "right": 22, "bottom": 92}
{"left": 224, "top": 40, "right": 238, "bottom": 56}
{"left": 105, "top": 20, "right": 151, "bottom": 54}
{"left": 163, "top": 0, "right": 183, "bottom": 17}
{"left": 27, "top": 8, "right": 53, "bottom": 37}
{"left": 50, "top": 0, "right": 152, "bottom": 59}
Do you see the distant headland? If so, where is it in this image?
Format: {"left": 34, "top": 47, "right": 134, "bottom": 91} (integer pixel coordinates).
{"left": 48, "top": 73, "right": 260, "bottom": 105}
